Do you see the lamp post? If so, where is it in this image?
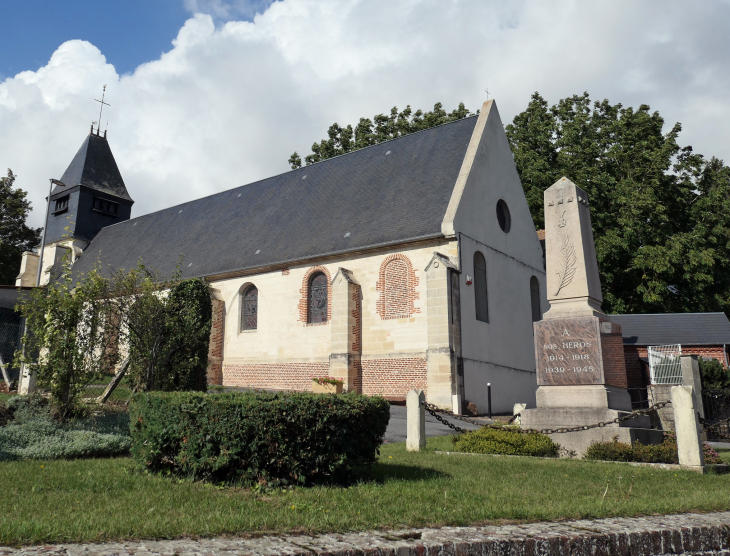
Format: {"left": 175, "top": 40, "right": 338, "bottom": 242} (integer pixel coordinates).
{"left": 36, "top": 178, "right": 66, "bottom": 286}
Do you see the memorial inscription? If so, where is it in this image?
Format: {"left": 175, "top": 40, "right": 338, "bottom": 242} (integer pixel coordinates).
{"left": 535, "top": 316, "right": 603, "bottom": 386}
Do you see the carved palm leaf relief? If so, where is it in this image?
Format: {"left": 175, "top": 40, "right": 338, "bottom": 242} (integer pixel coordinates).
{"left": 554, "top": 231, "right": 577, "bottom": 295}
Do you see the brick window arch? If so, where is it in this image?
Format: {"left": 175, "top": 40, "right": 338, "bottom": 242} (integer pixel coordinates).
{"left": 298, "top": 266, "right": 332, "bottom": 324}
{"left": 376, "top": 254, "right": 420, "bottom": 320}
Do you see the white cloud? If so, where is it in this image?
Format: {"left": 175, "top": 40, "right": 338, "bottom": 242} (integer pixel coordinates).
{"left": 1, "top": 0, "right": 729, "bottom": 229}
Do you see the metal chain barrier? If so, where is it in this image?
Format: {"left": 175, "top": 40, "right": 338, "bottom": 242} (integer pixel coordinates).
{"left": 424, "top": 401, "right": 671, "bottom": 436}
{"left": 700, "top": 414, "right": 730, "bottom": 442}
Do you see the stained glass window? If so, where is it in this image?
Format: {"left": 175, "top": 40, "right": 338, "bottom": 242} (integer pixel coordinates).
{"left": 308, "top": 272, "right": 328, "bottom": 323}
{"left": 242, "top": 285, "right": 258, "bottom": 331}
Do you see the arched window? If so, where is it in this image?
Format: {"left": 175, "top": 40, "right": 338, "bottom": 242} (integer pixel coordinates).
{"left": 384, "top": 258, "right": 409, "bottom": 318}
{"left": 474, "top": 251, "right": 489, "bottom": 323}
{"left": 308, "top": 272, "right": 328, "bottom": 324}
{"left": 241, "top": 285, "right": 258, "bottom": 331}
{"left": 530, "top": 276, "right": 541, "bottom": 322}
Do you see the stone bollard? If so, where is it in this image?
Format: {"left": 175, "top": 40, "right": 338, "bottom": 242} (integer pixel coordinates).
{"left": 513, "top": 403, "right": 526, "bottom": 426}
{"left": 671, "top": 385, "right": 705, "bottom": 471}
{"left": 406, "top": 389, "right": 426, "bottom": 452}
{"left": 680, "top": 355, "right": 705, "bottom": 419}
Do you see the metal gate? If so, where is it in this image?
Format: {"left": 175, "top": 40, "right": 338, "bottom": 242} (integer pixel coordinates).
{"left": 702, "top": 388, "right": 730, "bottom": 441}
{"left": 648, "top": 344, "right": 683, "bottom": 384}
{"left": 0, "top": 307, "right": 22, "bottom": 383}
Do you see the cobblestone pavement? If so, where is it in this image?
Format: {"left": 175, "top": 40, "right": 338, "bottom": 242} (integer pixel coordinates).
{"left": 3, "top": 511, "right": 730, "bottom": 555}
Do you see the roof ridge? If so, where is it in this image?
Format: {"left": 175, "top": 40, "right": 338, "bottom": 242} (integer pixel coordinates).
{"left": 299, "top": 113, "right": 479, "bottom": 168}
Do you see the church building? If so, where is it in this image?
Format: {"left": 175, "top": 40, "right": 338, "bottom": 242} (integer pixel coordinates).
{"left": 17, "top": 100, "right": 546, "bottom": 414}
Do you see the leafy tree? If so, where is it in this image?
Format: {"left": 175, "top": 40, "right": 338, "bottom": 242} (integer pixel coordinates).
{"left": 15, "top": 257, "right": 213, "bottom": 416}
{"left": 289, "top": 102, "right": 475, "bottom": 168}
{"left": 15, "top": 255, "right": 121, "bottom": 418}
{"left": 699, "top": 357, "right": 730, "bottom": 390}
{"left": 107, "top": 262, "right": 212, "bottom": 393}
{"left": 506, "top": 92, "right": 730, "bottom": 316}
{"left": 0, "top": 170, "right": 42, "bottom": 285}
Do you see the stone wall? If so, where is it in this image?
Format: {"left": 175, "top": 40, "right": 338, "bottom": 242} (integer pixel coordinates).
{"left": 212, "top": 240, "right": 458, "bottom": 403}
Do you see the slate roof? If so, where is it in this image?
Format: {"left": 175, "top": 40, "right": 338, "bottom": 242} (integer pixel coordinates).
{"left": 71, "top": 116, "right": 478, "bottom": 281}
{"left": 609, "top": 313, "right": 730, "bottom": 346}
{"left": 52, "top": 131, "right": 133, "bottom": 201}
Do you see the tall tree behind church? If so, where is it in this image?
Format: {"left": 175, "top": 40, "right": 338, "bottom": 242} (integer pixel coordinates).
{"left": 506, "top": 92, "right": 730, "bottom": 317}
{"left": 0, "top": 170, "right": 42, "bottom": 285}
{"left": 288, "top": 102, "right": 474, "bottom": 168}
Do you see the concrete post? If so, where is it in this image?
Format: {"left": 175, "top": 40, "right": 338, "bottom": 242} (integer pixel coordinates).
{"left": 513, "top": 403, "right": 526, "bottom": 426}
{"left": 407, "top": 389, "right": 426, "bottom": 451}
{"left": 680, "top": 355, "right": 705, "bottom": 419}
{"left": 671, "top": 385, "right": 705, "bottom": 471}
{"left": 329, "top": 268, "right": 361, "bottom": 392}
{"left": 18, "top": 364, "right": 36, "bottom": 395}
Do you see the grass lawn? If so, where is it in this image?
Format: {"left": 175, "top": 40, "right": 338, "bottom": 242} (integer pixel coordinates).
{"left": 84, "top": 385, "right": 133, "bottom": 403}
{"left": 2, "top": 435, "right": 730, "bottom": 546}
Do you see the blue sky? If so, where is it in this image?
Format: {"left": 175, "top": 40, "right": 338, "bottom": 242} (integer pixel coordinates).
{"left": 0, "top": 0, "right": 278, "bottom": 78}
{"left": 0, "top": 1, "right": 189, "bottom": 78}
{"left": 1, "top": 1, "right": 729, "bottom": 227}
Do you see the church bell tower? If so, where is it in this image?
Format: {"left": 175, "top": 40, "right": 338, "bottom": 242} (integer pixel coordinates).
{"left": 44, "top": 125, "right": 134, "bottom": 246}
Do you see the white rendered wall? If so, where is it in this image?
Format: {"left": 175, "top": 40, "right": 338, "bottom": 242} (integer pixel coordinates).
{"left": 448, "top": 101, "right": 547, "bottom": 414}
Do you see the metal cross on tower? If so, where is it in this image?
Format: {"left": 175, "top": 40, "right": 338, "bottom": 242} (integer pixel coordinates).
{"left": 94, "top": 84, "right": 110, "bottom": 135}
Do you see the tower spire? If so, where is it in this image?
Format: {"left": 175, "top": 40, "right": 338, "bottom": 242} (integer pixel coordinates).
{"left": 94, "top": 85, "right": 110, "bottom": 135}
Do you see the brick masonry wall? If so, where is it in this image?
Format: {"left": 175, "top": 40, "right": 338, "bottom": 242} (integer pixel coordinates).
{"left": 375, "top": 254, "right": 420, "bottom": 320}
{"left": 623, "top": 344, "right": 727, "bottom": 388}
{"left": 624, "top": 345, "right": 647, "bottom": 390}
{"left": 223, "top": 362, "right": 329, "bottom": 391}
{"left": 206, "top": 298, "right": 225, "bottom": 385}
{"left": 361, "top": 357, "right": 427, "bottom": 399}
{"left": 351, "top": 291, "right": 361, "bottom": 353}
{"left": 206, "top": 362, "right": 222, "bottom": 385}
{"left": 601, "top": 332, "right": 628, "bottom": 388}
{"left": 208, "top": 299, "right": 225, "bottom": 359}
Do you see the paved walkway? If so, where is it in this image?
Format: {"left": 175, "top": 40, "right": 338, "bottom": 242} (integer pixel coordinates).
{"left": 3, "top": 511, "right": 729, "bottom": 555}
{"left": 383, "top": 404, "right": 484, "bottom": 443}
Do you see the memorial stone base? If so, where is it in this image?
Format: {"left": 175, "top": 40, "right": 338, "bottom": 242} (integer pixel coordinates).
{"left": 522, "top": 315, "right": 663, "bottom": 456}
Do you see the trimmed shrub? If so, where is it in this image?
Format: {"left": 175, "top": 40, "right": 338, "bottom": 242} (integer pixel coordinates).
{"left": 584, "top": 435, "right": 722, "bottom": 464}
{"left": 452, "top": 426, "right": 560, "bottom": 457}
{"left": 129, "top": 391, "right": 390, "bottom": 485}
{"left": 0, "top": 395, "right": 130, "bottom": 461}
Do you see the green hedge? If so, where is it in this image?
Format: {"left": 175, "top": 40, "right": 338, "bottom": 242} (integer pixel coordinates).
{"left": 584, "top": 434, "right": 722, "bottom": 464}
{"left": 129, "top": 391, "right": 390, "bottom": 485}
{"left": 452, "top": 426, "right": 560, "bottom": 457}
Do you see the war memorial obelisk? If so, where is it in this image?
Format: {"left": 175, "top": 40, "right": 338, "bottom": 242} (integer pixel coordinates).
{"left": 520, "top": 178, "right": 662, "bottom": 455}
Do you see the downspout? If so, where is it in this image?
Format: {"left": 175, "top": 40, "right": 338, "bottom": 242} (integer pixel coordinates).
{"left": 724, "top": 344, "right": 728, "bottom": 367}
